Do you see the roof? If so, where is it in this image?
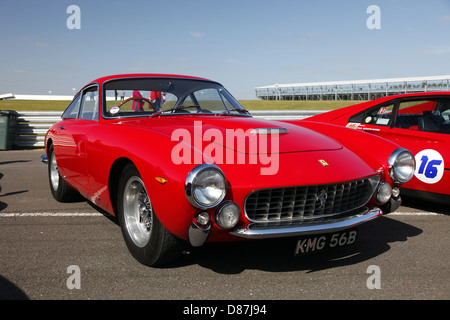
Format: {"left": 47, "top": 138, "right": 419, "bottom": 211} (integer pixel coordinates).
{"left": 89, "top": 73, "right": 209, "bottom": 85}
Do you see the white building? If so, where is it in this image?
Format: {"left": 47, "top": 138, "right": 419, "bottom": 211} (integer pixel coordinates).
{"left": 255, "top": 75, "right": 450, "bottom": 101}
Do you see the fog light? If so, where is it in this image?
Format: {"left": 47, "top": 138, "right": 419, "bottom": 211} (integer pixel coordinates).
{"left": 195, "top": 212, "right": 210, "bottom": 227}
{"left": 215, "top": 201, "right": 240, "bottom": 230}
{"left": 392, "top": 187, "right": 400, "bottom": 198}
{"left": 376, "top": 182, "right": 392, "bottom": 204}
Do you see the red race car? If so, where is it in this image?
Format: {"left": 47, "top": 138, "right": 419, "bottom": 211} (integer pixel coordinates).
{"left": 307, "top": 92, "right": 450, "bottom": 204}
{"left": 43, "top": 74, "right": 415, "bottom": 266}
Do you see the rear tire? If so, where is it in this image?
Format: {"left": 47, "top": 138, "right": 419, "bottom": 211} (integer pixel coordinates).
{"left": 117, "top": 164, "right": 183, "bottom": 266}
{"left": 47, "top": 144, "right": 78, "bottom": 202}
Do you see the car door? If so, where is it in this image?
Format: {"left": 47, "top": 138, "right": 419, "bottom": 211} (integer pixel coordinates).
{"left": 56, "top": 85, "right": 99, "bottom": 194}
{"left": 387, "top": 98, "right": 449, "bottom": 195}
{"left": 351, "top": 97, "right": 450, "bottom": 195}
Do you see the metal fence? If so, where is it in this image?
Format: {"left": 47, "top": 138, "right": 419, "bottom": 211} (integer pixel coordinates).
{"left": 14, "top": 111, "right": 63, "bottom": 148}
{"left": 255, "top": 75, "right": 450, "bottom": 101}
{"left": 12, "top": 110, "right": 326, "bottom": 149}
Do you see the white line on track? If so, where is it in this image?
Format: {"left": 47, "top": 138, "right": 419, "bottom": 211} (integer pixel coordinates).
{"left": 0, "top": 211, "right": 443, "bottom": 217}
{"left": 0, "top": 212, "right": 104, "bottom": 217}
{"left": 388, "top": 211, "right": 442, "bottom": 216}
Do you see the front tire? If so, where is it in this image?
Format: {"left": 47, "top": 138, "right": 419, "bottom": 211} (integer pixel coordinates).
{"left": 47, "top": 144, "right": 78, "bottom": 202}
{"left": 117, "top": 164, "right": 183, "bottom": 266}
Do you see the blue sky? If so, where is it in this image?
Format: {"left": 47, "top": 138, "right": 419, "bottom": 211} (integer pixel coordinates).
{"left": 1, "top": 0, "right": 449, "bottom": 99}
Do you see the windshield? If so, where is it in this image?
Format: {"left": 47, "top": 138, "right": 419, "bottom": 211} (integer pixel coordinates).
{"left": 102, "top": 77, "right": 249, "bottom": 118}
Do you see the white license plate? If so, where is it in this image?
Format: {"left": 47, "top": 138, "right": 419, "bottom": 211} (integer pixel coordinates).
{"left": 294, "top": 229, "right": 358, "bottom": 255}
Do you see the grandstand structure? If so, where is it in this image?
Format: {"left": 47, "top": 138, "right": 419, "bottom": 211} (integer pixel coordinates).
{"left": 255, "top": 75, "right": 450, "bottom": 101}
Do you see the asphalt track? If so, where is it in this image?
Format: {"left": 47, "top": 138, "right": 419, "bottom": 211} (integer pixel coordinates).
{"left": 0, "top": 150, "right": 448, "bottom": 303}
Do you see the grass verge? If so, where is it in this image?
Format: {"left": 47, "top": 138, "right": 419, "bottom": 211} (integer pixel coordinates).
{"left": 0, "top": 99, "right": 366, "bottom": 112}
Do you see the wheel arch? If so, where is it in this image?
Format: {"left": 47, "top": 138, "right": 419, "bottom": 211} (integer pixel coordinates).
{"left": 45, "top": 138, "right": 53, "bottom": 155}
{"left": 108, "top": 157, "right": 134, "bottom": 217}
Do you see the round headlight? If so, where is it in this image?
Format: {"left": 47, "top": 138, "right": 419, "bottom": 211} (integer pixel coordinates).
{"left": 215, "top": 201, "right": 240, "bottom": 229}
{"left": 376, "top": 182, "right": 392, "bottom": 204}
{"left": 388, "top": 148, "right": 416, "bottom": 183}
{"left": 185, "top": 164, "right": 227, "bottom": 208}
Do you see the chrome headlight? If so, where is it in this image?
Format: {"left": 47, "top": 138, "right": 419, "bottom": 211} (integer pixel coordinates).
{"left": 388, "top": 148, "right": 415, "bottom": 184}
{"left": 185, "top": 164, "right": 227, "bottom": 209}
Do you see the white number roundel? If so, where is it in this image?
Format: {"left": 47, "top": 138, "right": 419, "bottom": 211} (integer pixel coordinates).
{"left": 414, "top": 149, "right": 444, "bottom": 184}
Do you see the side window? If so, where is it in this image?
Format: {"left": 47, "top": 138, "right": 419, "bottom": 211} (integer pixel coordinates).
{"left": 394, "top": 100, "right": 434, "bottom": 130}
{"left": 349, "top": 103, "right": 395, "bottom": 126}
{"left": 79, "top": 86, "right": 99, "bottom": 121}
{"left": 62, "top": 94, "right": 81, "bottom": 119}
{"left": 438, "top": 101, "right": 450, "bottom": 122}
{"left": 395, "top": 100, "right": 448, "bottom": 133}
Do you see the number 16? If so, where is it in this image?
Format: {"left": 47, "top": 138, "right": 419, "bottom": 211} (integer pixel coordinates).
{"left": 418, "top": 155, "right": 442, "bottom": 179}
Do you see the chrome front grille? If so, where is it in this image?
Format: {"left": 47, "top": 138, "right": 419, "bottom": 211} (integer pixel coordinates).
{"left": 244, "top": 175, "right": 380, "bottom": 224}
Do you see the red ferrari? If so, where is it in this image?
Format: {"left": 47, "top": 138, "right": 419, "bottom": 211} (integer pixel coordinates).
{"left": 308, "top": 92, "right": 450, "bottom": 204}
{"left": 43, "top": 74, "right": 415, "bottom": 266}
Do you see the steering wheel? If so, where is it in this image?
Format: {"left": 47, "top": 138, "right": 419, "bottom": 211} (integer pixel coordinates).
{"left": 117, "top": 97, "right": 156, "bottom": 111}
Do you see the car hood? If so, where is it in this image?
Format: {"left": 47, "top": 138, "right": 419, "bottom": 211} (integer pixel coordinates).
{"left": 127, "top": 115, "right": 343, "bottom": 153}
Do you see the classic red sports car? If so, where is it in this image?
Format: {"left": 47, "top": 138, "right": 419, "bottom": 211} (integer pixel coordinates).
{"left": 307, "top": 92, "right": 450, "bottom": 204}
{"left": 43, "top": 74, "right": 415, "bottom": 266}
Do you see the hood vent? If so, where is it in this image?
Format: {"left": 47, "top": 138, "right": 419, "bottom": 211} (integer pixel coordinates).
{"left": 251, "top": 127, "right": 289, "bottom": 135}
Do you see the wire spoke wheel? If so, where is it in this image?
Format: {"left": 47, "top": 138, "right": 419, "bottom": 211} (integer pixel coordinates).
{"left": 122, "top": 176, "right": 153, "bottom": 248}
{"left": 118, "top": 164, "right": 184, "bottom": 266}
{"left": 49, "top": 149, "right": 60, "bottom": 191}
{"left": 47, "top": 144, "right": 78, "bottom": 202}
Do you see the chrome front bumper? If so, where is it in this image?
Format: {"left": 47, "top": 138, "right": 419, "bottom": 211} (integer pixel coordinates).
{"left": 188, "top": 208, "right": 382, "bottom": 247}
{"left": 229, "top": 208, "right": 382, "bottom": 239}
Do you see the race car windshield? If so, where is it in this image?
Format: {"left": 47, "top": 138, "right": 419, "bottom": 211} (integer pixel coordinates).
{"left": 102, "top": 77, "right": 248, "bottom": 118}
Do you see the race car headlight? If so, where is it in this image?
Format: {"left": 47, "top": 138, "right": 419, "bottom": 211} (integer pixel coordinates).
{"left": 388, "top": 148, "right": 415, "bottom": 184}
{"left": 185, "top": 164, "right": 227, "bottom": 209}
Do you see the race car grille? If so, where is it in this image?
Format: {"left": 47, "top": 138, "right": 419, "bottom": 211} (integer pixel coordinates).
{"left": 244, "top": 175, "right": 380, "bottom": 224}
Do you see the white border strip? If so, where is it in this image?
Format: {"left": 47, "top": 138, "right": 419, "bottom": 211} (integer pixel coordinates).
{"left": 388, "top": 211, "right": 442, "bottom": 216}
{"left": 0, "top": 211, "right": 444, "bottom": 217}
{"left": 0, "top": 212, "right": 104, "bottom": 217}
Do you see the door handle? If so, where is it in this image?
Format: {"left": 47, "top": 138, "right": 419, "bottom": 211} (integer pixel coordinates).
{"left": 59, "top": 125, "right": 66, "bottom": 130}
